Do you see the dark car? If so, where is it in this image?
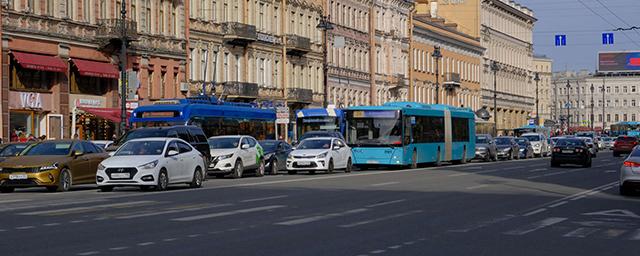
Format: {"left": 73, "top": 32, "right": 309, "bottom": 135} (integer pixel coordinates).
{"left": 475, "top": 134, "right": 497, "bottom": 161}
{"left": 108, "top": 126, "right": 211, "bottom": 167}
{"left": 613, "top": 136, "right": 638, "bottom": 157}
{"left": 297, "top": 131, "right": 345, "bottom": 145}
{"left": 259, "top": 140, "right": 293, "bottom": 175}
{"left": 551, "top": 138, "right": 592, "bottom": 168}
{"left": 495, "top": 136, "right": 520, "bottom": 160}
{"left": 515, "top": 138, "right": 534, "bottom": 159}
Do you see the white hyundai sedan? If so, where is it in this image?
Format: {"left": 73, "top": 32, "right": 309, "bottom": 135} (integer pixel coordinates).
{"left": 286, "top": 137, "right": 352, "bottom": 174}
{"left": 96, "top": 138, "right": 205, "bottom": 192}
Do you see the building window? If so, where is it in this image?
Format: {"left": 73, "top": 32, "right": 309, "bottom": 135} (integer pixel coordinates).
{"left": 633, "top": 86, "right": 637, "bottom": 93}
{"left": 624, "top": 86, "right": 628, "bottom": 93}
{"left": 99, "top": 0, "right": 107, "bottom": 19}
{"left": 598, "top": 114, "right": 602, "bottom": 122}
{"left": 615, "top": 114, "right": 619, "bottom": 122}
{"left": 235, "top": 54, "right": 241, "bottom": 82}
{"left": 633, "top": 100, "right": 636, "bottom": 107}
{"left": 200, "top": 49, "right": 208, "bottom": 81}
{"left": 624, "top": 114, "right": 628, "bottom": 122}
{"left": 145, "top": 0, "right": 151, "bottom": 33}
{"left": 161, "top": 71, "right": 166, "bottom": 98}
{"left": 130, "top": 0, "right": 136, "bottom": 24}
{"left": 607, "top": 114, "right": 611, "bottom": 122}
{"left": 210, "top": 0, "right": 216, "bottom": 21}
{"left": 159, "top": 3, "right": 165, "bottom": 34}
{"left": 633, "top": 114, "right": 637, "bottom": 122}
{"left": 615, "top": 86, "right": 619, "bottom": 93}
{"left": 624, "top": 99, "right": 628, "bottom": 106}
{"left": 223, "top": 53, "right": 229, "bottom": 81}
{"left": 172, "top": 6, "right": 177, "bottom": 36}
{"left": 189, "top": 48, "right": 196, "bottom": 81}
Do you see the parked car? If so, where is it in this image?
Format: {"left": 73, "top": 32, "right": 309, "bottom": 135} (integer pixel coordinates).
{"left": 620, "top": 146, "right": 640, "bottom": 195}
{"left": 515, "top": 138, "right": 534, "bottom": 159}
{"left": 0, "top": 142, "right": 32, "bottom": 162}
{"left": 287, "top": 137, "right": 352, "bottom": 174}
{"left": 92, "top": 140, "right": 114, "bottom": 149}
{"left": 613, "top": 136, "right": 638, "bottom": 157}
{"left": 207, "top": 136, "right": 265, "bottom": 178}
{"left": 577, "top": 137, "right": 598, "bottom": 157}
{"left": 602, "top": 137, "right": 615, "bottom": 149}
{"left": 108, "top": 126, "right": 210, "bottom": 167}
{"left": 551, "top": 138, "right": 592, "bottom": 168}
{"left": 495, "top": 136, "right": 520, "bottom": 160}
{"left": 259, "top": 140, "right": 293, "bottom": 175}
{"left": 520, "top": 133, "right": 549, "bottom": 157}
{"left": 0, "top": 140, "right": 109, "bottom": 193}
{"left": 296, "top": 131, "right": 345, "bottom": 145}
{"left": 475, "top": 134, "right": 497, "bottom": 161}
{"left": 96, "top": 138, "right": 205, "bottom": 192}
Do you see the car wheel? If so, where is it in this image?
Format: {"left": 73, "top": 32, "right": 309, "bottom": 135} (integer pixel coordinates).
{"left": 270, "top": 160, "right": 278, "bottom": 175}
{"left": 99, "top": 186, "right": 114, "bottom": 192}
{"left": 346, "top": 158, "right": 353, "bottom": 173}
{"left": 411, "top": 151, "right": 418, "bottom": 169}
{"left": 189, "top": 167, "right": 203, "bottom": 188}
{"left": 51, "top": 169, "right": 72, "bottom": 192}
{"left": 231, "top": 160, "right": 243, "bottom": 179}
{"left": 287, "top": 170, "right": 297, "bottom": 175}
{"left": 327, "top": 159, "right": 334, "bottom": 174}
{"left": 620, "top": 185, "right": 631, "bottom": 196}
{"left": 256, "top": 161, "right": 265, "bottom": 177}
{"left": 0, "top": 187, "right": 15, "bottom": 193}
{"left": 155, "top": 169, "right": 169, "bottom": 191}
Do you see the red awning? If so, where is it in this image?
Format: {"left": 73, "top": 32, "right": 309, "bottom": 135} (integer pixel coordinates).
{"left": 79, "top": 107, "right": 130, "bottom": 123}
{"left": 72, "top": 59, "right": 119, "bottom": 79}
{"left": 11, "top": 52, "right": 67, "bottom": 73}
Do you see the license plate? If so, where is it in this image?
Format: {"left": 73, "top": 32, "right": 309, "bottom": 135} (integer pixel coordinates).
{"left": 111, "top": 173, "right": 131, "bottom": 179}
{"left": 562, "top": 150, "right": 573, "bottom": 153}
{"left": 9, "top": 174, "right": 27, "bottom": 180}
{"left": 297, "top": 161, "right": 311, "bottom": 166}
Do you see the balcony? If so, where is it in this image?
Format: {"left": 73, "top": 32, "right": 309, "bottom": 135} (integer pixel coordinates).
{"left": 221, "top": 22, "right": 257, "bottom": 46}
{"left": 443, "top": 73, "right": 461, "bottom": 90}
{"left": 287, "top": 88, "right": 313, "bottom": 103}
{"left": 218, "top": 82, "right": 259, "bottom": 100}
{"left": 390, "top": 74, "right": 407, "bottom": 89}
{"left": 96, "top": 19, "right": 138, "bottom": 41}
{"left": 285, "top": 35, "right": 311, "bottom": 55}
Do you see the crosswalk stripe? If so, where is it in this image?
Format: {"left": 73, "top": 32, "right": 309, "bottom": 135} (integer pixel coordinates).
{"left": 19, "top": 201, "right": 157, "bottom": 216}
{"left": 172, "top": 205, "right": 286, "bottom": 221}
{"left": 504, "top": 217, "right": 567, "bottom": 235}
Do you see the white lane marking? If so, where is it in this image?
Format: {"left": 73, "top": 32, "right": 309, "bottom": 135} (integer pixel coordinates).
{"left": 563, "top": 227, "right": 600, "bottom": 238}
{"left": 116, "top": 204, "right": 232, "bottom": 220}
{"left": 43, "top": 223, "right": 60, "bottom": 227}
{"left": 548, "top": 201, "right": 568, "bottom": 208}
{"left": 240, "top": 195, "right": 288, "bottom": 203}
{"left": 188, "top": 234, "right": 202, "bottom": 238}
{"left": 571, "top": 195, "right": 587, "bottom": 201}
{"left": 629, "top": 229, "right": 640, "bottom": 240}
{"left": 448, "top": 173, "right": 471, "bottom": 177}
{"left": 388, "top": 245, "right": 402, "bottom": 249}
{"left": 339, "top": 210, "right": 423, "bottom": 228}
{"left": 370, "top": 250, "right": 386, "bottom": 254}
{"left": 19, "top": 201, "right": 157, "bottom": 216}
{"left": 0, "top": 198, "right": 108, "bottom": 213}
{"left": 466, "top": 184, "right": 490, "bottom": 190}
{"left": 504, "top": 217, "right": 567, "bottom": 235}
{"left": 173, "top": 205, "right": 286, "bottom": 222}
{"left": 15, "top": 226, "right": 35, "bottom": 230}
{"left": 0, "top": 229, "right": 6, "bottom": 232}
{"left": 586, "top": 190, "right": 600, "bottom": 196}
{"left": 70, "top": 220, "right": 86, "bottom": 224}
{"left": 275, "top": 208, "right": 368, "bottom": 226}
{"left": 523, "top": 208, "right": 547, "bottom": 217}
{"left": 137, "top": 242, "right": 155, "bottom": 246}
{"left": 529, "top": 168, "right": 547, "bottom": 172}
{"left": 520, "top": 181, "right": 619, "bottom": 214}
{"left": 0, "top": 199, "right": 31, "bottom": 204}
{"left": 365, "top": 199, "right": 407, "bottom": 208}
{"left": 403, "top": 241, "right": 416, "bottom": 245}
{"left": 605, "top": 170, "right": 617, "bottom": 173}
{"left": 77, "top": 251, "right": 100, "bottom": 255}
{"left": 108, "top": 247, "right": 128, "bottom": 251}
{"left": 370, "top": 182, "right": 400, "bottom": 187}
{"left": 163, "top": 238, "right": 178, "bottom": 242}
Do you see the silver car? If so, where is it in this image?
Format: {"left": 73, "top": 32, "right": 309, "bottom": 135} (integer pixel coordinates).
{"left": 620, "top": 147, "right": 640, "bottom": 195}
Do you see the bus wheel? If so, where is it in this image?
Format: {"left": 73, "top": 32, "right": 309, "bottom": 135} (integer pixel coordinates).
{"left": 411, "top": 151, "right": 418, "bottom": 169}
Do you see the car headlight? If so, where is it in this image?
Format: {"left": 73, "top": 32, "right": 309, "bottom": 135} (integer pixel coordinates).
{"left": 39, "top": 163, "right": 59, "bottom": 171}
{"left": 288, "top": 154, "right": 294, "bottom": 160}
{"left": 316, "top": 152, "right": 328, "bottom": 158}
{"left": 138, "top": 160, "right": 159, "bottom": 169}
{"left": 476, "top": 147, "right": 488, "bottom": 152}
{"left": 519, "top": 148, "right": 525, "bottom": 152}
{"left": 97, "top": 164, "right": 106, "bottom": 171}
{"left": 533, "top": 144, "right": 541, "bottom": 148}
{"left": 218, "top": 154, "right": 234, "bottom": 160}
{"left": 501, "top": 148, "right": 511, "bottom": 152}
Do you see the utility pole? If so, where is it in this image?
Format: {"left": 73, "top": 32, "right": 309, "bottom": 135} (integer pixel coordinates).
{"left": 590, "top": 84, "right": 594, "bottom": 130}
{"left": 119, "top": 0, "right": 128, "bottom": 135}
{"left": 491, "top": 61, "right": 499, "bottom": 136}
{"left": 432, "top": 46, "right": 442, "bottom": 104}
{"left": 317, "top": 16, "right": 333, "bottom": 108}
{"left": 602, "top": 77, "right": 606, "bottom": 133}
{"left": 566, "top": 80, "right": 571, "bottom": 133}
{"left": 534, "top": 72, "right": 540, "bottom": 125}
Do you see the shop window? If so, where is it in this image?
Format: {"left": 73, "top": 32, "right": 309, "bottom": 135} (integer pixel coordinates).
{"left": 70, "top": 71, "right": 111, "bottom": 95}
{"left": 9, "top": 111, "right": 38, "bottom": 142}
{"left": 10, "top": 63, "right": 55, "bottom": 91}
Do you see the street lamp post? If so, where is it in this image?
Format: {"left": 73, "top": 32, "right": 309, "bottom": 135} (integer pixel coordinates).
{"left": 590, "top": 84, "right": 594, "bottom": 130}
{"left": 602, "top": 78, "right": 606, "bottom": 133}
{"left": 566, "top": 80, "right": 571, "bottom": 133}
{"left": 119, "top": 0, "right": 128, "bottom": 136}
{"left": 534, "top": 72, "right": 540, "bottom": 125}
{"left": 317, "top": 16, "right": 333, "bottom": 108}
{"left": 491, "top": 61, "right": 499, "bottom": 136}
{"left": 431, "top": 46, "right": 442, "bottom": 104}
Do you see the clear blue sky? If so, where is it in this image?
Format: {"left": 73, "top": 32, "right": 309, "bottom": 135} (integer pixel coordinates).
{"left": 516, "top": 0, "right": 640, "bottom": 72}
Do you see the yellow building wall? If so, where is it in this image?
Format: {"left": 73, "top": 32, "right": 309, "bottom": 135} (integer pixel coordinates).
{"left": 416, "top": 0, "right": 481, "bottom": 39}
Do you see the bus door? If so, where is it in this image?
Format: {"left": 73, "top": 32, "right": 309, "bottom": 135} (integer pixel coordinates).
{"left": 403, "top": 116, "right": 413, "bottom": 158}
{"left": 443, "top": 109, "right": 452, "bottom": 161}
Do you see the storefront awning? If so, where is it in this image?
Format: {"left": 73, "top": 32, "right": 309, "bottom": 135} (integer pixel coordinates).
{"left": 79, "top": 107, "right": 130, "bottom": 123}
{"left": 11, "top": 52, "right": 67, "bottom": 73}
{"left": 72, "top": 59, "right": 119, "bottom": 79}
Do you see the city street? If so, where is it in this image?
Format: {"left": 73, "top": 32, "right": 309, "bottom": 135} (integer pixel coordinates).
{"left": 0, "top": 152, "right": 637, "bottom": 256}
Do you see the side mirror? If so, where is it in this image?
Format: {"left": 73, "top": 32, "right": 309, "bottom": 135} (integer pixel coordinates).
{"left": 73, "top": 150, "right": 84, "bottom": 157}
{"left": 333, "top": 145, "right": 341, "bottom": 150}
{"left": 241, "top": 144, "right": 250, "bottom": 150}
{"left": 167, "top": 150, "right": 179, "bottom": 157}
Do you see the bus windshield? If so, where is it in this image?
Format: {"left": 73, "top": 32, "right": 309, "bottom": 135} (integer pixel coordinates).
{"left": 347, "top": 117, "right": 402, "bottom": 147}
{"left": 297, "top": 117, "right": 339, "bottom": 136}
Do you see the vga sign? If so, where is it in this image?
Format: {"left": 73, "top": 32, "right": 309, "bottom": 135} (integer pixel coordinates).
{"left": 598, "top": 52, "right": 640, "bottom": 72}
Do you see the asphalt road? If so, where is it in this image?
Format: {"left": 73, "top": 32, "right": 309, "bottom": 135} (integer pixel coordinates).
{"left": 1, "top": 151, "right": 638, "bottom": 256}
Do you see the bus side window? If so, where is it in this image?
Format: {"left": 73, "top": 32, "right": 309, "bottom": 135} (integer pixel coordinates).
{"left": 404, "top": 116, "right": 412, "bottom": 145}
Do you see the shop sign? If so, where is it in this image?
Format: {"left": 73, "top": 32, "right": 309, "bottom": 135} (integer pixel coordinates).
{"left": 76, "top": 99, "right": 103, "bottom": 107}
{"left": 19, "top": 92, "right": 42, "bottom": 109}
{"left": 126, "top": 101, "right": 139, "bottom": 110}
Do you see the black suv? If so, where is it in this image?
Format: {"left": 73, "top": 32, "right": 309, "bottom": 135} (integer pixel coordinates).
{"left": 108, "top": 126, "right": 211, "bottom": 166}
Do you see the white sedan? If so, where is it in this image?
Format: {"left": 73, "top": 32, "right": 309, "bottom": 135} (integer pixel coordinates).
{"left": 286, "top": 137, "right": 352, "bottom": 174}
{"left": 96, "top": 138, "right": 205, "bottom": 192}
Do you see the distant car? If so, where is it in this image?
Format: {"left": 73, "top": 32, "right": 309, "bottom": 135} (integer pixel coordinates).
{"left": 287, "top": 137, "right": 352, "bottom": 174}
{"left": 297, "top": 131, "right": 345, "bottom": 145}
{"left": 577, "top": 137, "right": 598, "bottom": 157}
{"left": 495, "top": 136, "right": 520, "bottom": 160}
{"left": 613, "top": 136, "right": 638, "bottom": 157}
{"left": 595, "top": 137, "right": 605, "bottom": 150}
{"left": 601, "top": 137, "right": 615, "bottom": 149}
{"left": 259, "top": 140, "right": 293, "bottom": 175}
{"left": 475, "top": 134, "right": 497, "bottom": 162}
{"left": 620, "top": 147, "right": 640, "bottom": 195}
{"left": 520, "top": 133, "right": 549, "bottom": 157}
{"left": 515, "top": 138, "right": 534, "bottom": 159}
{"left": 0, "top": 140, "right": 109, "bottom": 193}
{"left": 92, "top": 140, "right": 114, "bottom": 149}
{"left": 207, "top": 136, "right": 265, "bottom": 178}
{"left": 0, "top": 142, "right": 31, "bottom": 162}
{"left": 551, "top": 138, "right": 592, "bottom": 168}
{"left": 96, "top": 138, "right": 205, "bottom": 192}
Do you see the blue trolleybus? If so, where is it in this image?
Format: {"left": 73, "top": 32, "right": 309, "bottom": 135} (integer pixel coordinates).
{"left": 610, "top": 122, "right": 640, "bottom": 137}
{"left": 130, "top": 96, "right": 276, "bottom": 140}
{"left": 345, "top": 102, "right": 475, "bottom": 168}
{"left": 295, "top": 108, "right": 346, "bottom": 138}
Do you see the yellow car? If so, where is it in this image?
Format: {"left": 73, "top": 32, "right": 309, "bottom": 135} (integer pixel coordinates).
{"left": 0, "top": 140, "right": 109, "bottom": 193}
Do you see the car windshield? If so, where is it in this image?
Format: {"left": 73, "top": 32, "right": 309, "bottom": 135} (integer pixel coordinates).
{"left": 208, "top": 138, "right": 240, "bottom": 149}
{"left": 476, "top": 137, "right": 490, "bottom": 144}
{"left": 522, "top": 135, "right": 541, "bottom": 142}
{"left": 297, "top": 140, "right": 332, "bottom": 150}
{"left": 259, "top": 141, "right": 278, "bottom": 152}
{"left": 347, "top": 116, "right": 402, "bottom": 147}
{"left": 115, "top": 141, "right": 165, "bottom": 156}
{"left": 516, "top": 139, "right": 529, "bottom": 146}
{"left": 0, "top": 144, "right": 29, "bottom": 157}
{"left": 495, "top": 138, "right": 512, "bottom": 145}
{"left": 22, "top": 142, "right": 72, "bottom": 156}
{"left": 602, "top": 137, "right": 612, "bottom": 141}
{"left": 121, "top": 129, "right": 169, "bottom": 144}
{"left": 556, "top": 139, "right": 584, "bottom": 147}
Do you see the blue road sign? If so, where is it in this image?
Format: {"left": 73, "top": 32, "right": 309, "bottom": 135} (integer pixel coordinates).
{"left": 602, "top": 33, "right": 614, "bottom": 45}
{"left": 555, "top": 35, "right": 567, "bottom": 46}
